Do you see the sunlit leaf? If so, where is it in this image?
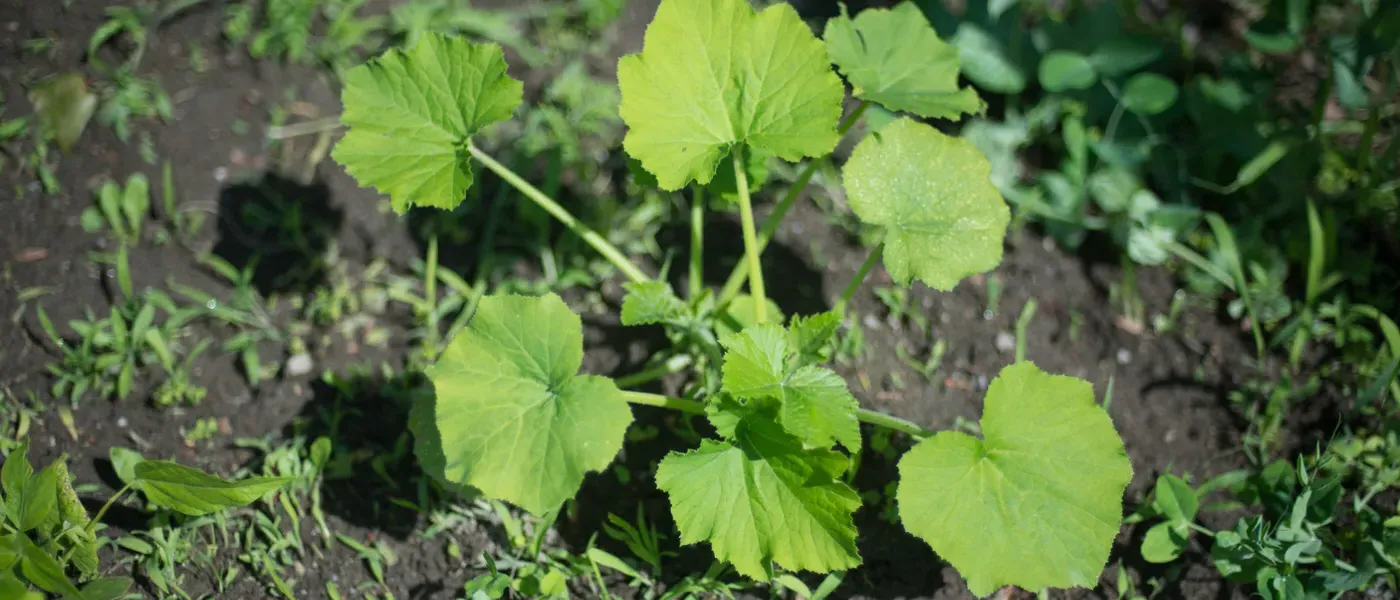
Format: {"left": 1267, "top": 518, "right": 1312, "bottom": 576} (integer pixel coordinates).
{"left": 332, "top": 34, "right": 523, "bottom": 212}
{"left": 824, "top": 2, "right": 982, "bottom": 120}
{"left": 657, "top": 412, "right": 861, "bottom": 579}
{"left": 897, "top": 362, "right": 1132, "bottom": 596}
{"left": 721, "top": 323, "right": 860, "bottom": 451}
{"left": 618, "top": 0, "right": 844, "bottom": 190}
{"left": 842, "top": 117, "right": 1009, "bottom": 290}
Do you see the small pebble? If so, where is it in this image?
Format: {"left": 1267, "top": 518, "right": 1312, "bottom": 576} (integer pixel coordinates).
{"left": 116, "top": 417, "right": 128, "bottom": 428}
{"left": 1116, "top": 348, "right": 1133, "bottom": 365}
{"left": 285, "top": 353, "right": 314, "bottom": 377}
{"left": 862, "top": 314, "right": 881, "bottom": 330}
{"left": 213, "top": 166, "right": 228, "bottom": 182}
{"left": 994, "top": 331, "right": 1015, "bottom": 353}
{"left": 975, "top": 374, "right": 990, "bottom": 391}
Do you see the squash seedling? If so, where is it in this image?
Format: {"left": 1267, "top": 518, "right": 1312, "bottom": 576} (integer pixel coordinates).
{"left": 332, "top": 0, "right": 1133, "bottom": 595}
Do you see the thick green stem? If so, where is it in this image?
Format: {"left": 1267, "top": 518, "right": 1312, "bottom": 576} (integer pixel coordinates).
{"left": 835, "top": 242, "right": 883, "bottom": 312}
{"left": 424, "top": 233, "right": 439, "bottom": 352}
{"left": 732, "top": 146, "right": 767, "bottom": 322}
{"left": 717, "top": 100, "right": 870, "bottom": 306}
{"left": 621, "top": 391, "right": 706, "bottom": 413}
{"left": 467, "top": 143, "right": 650, "bottom": 283}
{"left": 690, "top": 189, "right": 704, "bottom": 299}
{"left": 621, "top": 391, "right": 933, "bottom": 439}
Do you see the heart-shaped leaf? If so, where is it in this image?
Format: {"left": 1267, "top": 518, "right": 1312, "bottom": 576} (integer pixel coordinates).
{"left": 823, "top": 2, "right": 982, "bottom": 120}
{"left": 425, "top": 293, "right": 633, "bottom": 515}
{"left": 657, "top": 412, "right": 861, "bottom": 579}
{"left": 332, "top": 34, "right": 523, "bottom": 213}
{"left": 897, "top": 362, "right": 1132, "bottom": 596}
{"left": 618, "top": 0, "right": 844, "bottom": 190}
{"left": 842, "top": 117, "right": 1009, "bottom": 290}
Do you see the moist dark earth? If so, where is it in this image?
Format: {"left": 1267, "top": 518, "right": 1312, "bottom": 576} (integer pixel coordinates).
{"left": 0, "top": 0, "right": 1327, "bottom": 598}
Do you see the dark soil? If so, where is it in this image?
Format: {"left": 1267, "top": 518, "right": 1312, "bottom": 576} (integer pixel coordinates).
{"left": 0, "top": 0, "right": 1311, "bottom": 598}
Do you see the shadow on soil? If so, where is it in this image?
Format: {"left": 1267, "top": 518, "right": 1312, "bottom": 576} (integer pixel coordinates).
{"left": 212, "top": 172, "right": 344, "bottom": 297}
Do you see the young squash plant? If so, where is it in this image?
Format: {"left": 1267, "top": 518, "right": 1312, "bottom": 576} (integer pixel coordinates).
{"left": 333, "top": 0, "right": 1134, "bottom": 595}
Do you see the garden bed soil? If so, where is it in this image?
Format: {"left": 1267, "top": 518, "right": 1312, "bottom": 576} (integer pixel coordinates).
{"left": 0, "top": 0, "right": 1305, "bottom": 598}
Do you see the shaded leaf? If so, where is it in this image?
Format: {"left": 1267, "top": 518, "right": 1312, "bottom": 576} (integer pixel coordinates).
{"left": 951, "top": 24, "right": 1026, "bottom": 94}
{"left": 1121, "top": 73, "right": 1178, "bottom": 115}
{"left": 721, "top": 323, "right": 860, "bottom": 451}
{"left": 425, "top": 294, "right": 633, "bottom": 514}
{"left": 620, "top": 281, "right": 684, "bottom": 326}
{"left": 27, "top": 73, "right": 96, "bottom": 152}
{"left": 134, "top": 461, "right": 290, "bottom": 516}
{"left": 1038, "top": 50, "right": 1097, "bottom": 92}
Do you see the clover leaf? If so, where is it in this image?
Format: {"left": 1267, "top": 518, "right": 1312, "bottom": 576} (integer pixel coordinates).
{"left": 617, "top": 0, "right": 844, "bottom": 190}
{"left": 842, "top": 117, "right": 1009, "bottom": 290}
{"left": 657, "top": 412, "right": 861, "bottom": 579}
{"left": 897, "top": 362, "right": 1132, "bottom": 596}
{"left": 332, "top": 34, "right": 523, "bottom": 213}
{"left": 425, "top": 293, "right": 633, "bottom": 515}
{"left": 824, "top": 2, "right": 982, "bottom": 120}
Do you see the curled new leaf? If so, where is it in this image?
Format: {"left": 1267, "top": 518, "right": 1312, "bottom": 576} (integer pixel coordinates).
{"left": 824, "top": 2, "right": 982, "bottom": 120}
{"left": 618, "top": 0, "right": 844, "bottom": 190}
{"left": 843, "top": 118, "right": 1009, "bottom": 290}
{"left": 424, "top": 293, "right": 633, "bottom": 515}
{"left": 332, "top": 34, "right": 523, "bottom": 213}
{"left": 721, "top": 323, "right": 860, "bottom": 451}
{"left": 133, "top": 461, "right": 291, "bottom": 516}
{"left": 896, "top": 362, "right": 1132, "bottom": 596}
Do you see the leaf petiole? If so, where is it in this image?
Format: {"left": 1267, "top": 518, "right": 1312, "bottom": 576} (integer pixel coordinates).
{"left": 466, "top": 143, "right": 651, "bottom": 284}
{"left": 835, "top": 242, "right": 883, "bottom": 313}
{"left": 732, "top": 146, "right": 768, "bottom": 322}
{"left": 718, "top": 100, "right": 871, "bottom": 306}
{"left": 620, "top": 390, "right": 934, "bottom": 439}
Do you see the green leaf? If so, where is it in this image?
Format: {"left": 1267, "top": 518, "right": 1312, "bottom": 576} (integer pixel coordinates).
{"left": 1038, "top": 51, "right": 1097, "bottom": 92}
{"left": 54, "top": 459, "right": 99, "bottom": 581}
{"left": 842, "top": 118, "right": 1009, "bottom": 290}
{"left": 788, "top": 310, "right": 841, "bottom": 367}
{"left": 2, "top": 441, "right": 34, "bottom": 516}
{"left": 823, "top": 2, "right": 982, "bottom": 120}
{"left": 1121, "top": 73, "right": 1178, "bottom": 116}
{"left": 717, "top": 295, "right": 784, "bottom": 338}
{"left": 721, "top": 323, "right": 860, "bottom": 451}
{"left": 1088, "top": 38, "right": 1163, "bottom": 76}
{"left": 656, "top": 414, "right": 861, "bottom": 579}
{"left": 133, "top": 461, "right": 290, "bottom": 516}
{"left": 620, "top": 281, "right": 684, "bottom": 326}
{"left": 617, "top": 0, "right": 844, "bottom": 190}
{"left": 425, "top": 293, "right": 633, "bottom": 514}
{"left": 1152, "top": 474, "right": 1199, "bottom": 524}
{"left": 332, "top": 34, "right": 523, "bottom": 213}
{"left": 61, "top": 577, "right": 133, "bottom": 600}
{"left": 951, "top": 24, "right": 1026, "bottom": 94}
{"left": 27, "top": 73, "right": 96, "bottom": 152}
{"left": 108, "top": 447, "right": 143, "bottom": 488}
{"left": 896, "top": 362, "right": 1132, "bottom": 596}
{"left": 19, "top": 534, "right": 78, "bottom": 595}
{"left": 1140, "top": 522, "right": 1188, "bottom": 563}
{"left": 0, "top": 568, "right": 28, "bottom": 599}
{"left": 15, "top": 465, "right": 58, "bottom": 533}
{"left": 0, "top": 534, "right": 20, "bottom": 570}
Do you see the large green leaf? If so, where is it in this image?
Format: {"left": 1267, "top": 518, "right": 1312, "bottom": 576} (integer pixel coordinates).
{"left": 618, "top": 0, "right": 844, "bottom": 190}
{"left": 842, "top": 117, "right": 1009, "bottom": 290}
{"left": 722, "top": 323, "right": 860, "bottom": 451}
{"left": 823, "top": 2, "right": 982, "bottom": 120}
{"left": 19, "top": 534, "right": 77, "bottom": 595}
{"left": 897, "top": 362, "right": 1132, "bottom": 596}
{"left": 425, "top": 293, "right": 633, "bottom": 515}
{"left": 15, "top": 466, "right": 57, "bottom": 533}
{"left": 657, "top": 414, "right": 861, "bottom": 579}
{"left": 133, "top": 461, "right": 290, "bottom": 516}
{"left": 332, "top": 34, "right": 523, "bottom": 213}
